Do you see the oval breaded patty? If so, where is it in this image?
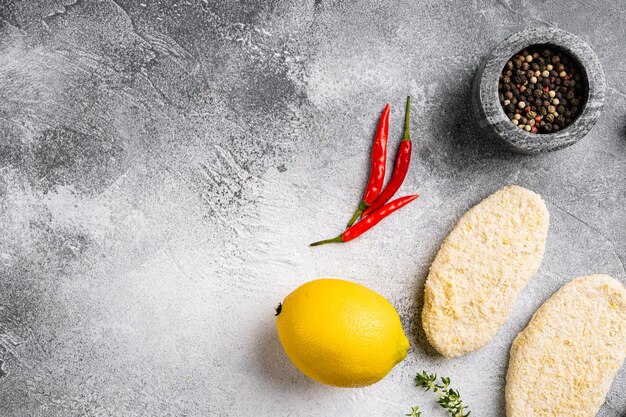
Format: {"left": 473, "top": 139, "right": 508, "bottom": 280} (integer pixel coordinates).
{"left": 506, "top": 275, "right": 626, "bottom": 417}
{"left": 422, "top": 185, "right": 549, "bottom": 357}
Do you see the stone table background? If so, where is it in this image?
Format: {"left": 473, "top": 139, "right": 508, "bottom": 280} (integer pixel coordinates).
{"left": 0, "top": 1, "right": 625, "bottom": 416}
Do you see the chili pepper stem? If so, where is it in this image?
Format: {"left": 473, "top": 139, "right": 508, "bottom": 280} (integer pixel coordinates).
{"left": 346, "top": 201, "right": 368, "bottom": 227}
{"left": 309, "top": 235, "right": 343, "bottom": 247}
{"left": 403, "top": 96, "right": 411, "bottom": 141}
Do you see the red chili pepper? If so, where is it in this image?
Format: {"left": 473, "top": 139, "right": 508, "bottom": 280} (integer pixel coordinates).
{"left": 362, "top": 96, "right": 412, "bottom": 218}
{"left": 310, "top": 194, "right": 419, "bottom": 246}
{"left": 346, "top": 103, "right": 390, "bottom": 227}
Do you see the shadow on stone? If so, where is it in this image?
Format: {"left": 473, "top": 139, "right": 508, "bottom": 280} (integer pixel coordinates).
{"left": 255, "top": 320, "right": 319, "bottom": 392}
{"left": 408, "top": 252, "right": 441, "bottom": 359}
{"left": 423, "top": 67, "right": 522, "bottom": 176}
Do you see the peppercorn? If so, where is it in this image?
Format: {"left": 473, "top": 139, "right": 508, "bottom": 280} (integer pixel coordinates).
{"left": 499, "top": 45, "right": 585, "bottom": 134}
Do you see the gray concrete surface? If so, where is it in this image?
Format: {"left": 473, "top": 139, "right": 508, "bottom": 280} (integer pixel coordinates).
{"left": 0, "top": 1, "right": 624, "bottom": 416}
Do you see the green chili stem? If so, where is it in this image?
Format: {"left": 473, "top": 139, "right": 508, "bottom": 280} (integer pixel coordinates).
{"left": 403, "top": 96, "right": 411, "bottom": 142}
{"left": 346, "top": 201, "right": 368, "bottom": 227}
{"left": 309, "top": 235, "right": 343, "bottom": 246}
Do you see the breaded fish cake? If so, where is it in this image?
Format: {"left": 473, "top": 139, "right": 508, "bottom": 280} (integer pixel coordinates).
{"left": 422, "top": 185, "right": 549, "bottom": 357}
{"left": 506, "top": 275, "right": 626, "bottom": 417}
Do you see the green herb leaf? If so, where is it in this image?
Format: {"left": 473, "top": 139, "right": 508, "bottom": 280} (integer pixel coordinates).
{"left": 413, "top": 372, "right": 470, "bottom": 417}
{"left": 405, "top": 406, "right": 422, "bottom": 417}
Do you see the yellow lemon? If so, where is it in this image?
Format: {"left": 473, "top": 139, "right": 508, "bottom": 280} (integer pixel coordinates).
{"left": 275, "top": 278, "right": 410, "bottom": 387}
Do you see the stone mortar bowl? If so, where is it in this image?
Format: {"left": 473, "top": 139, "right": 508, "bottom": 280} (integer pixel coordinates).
{"left": 472, "top": 27, "right": 606, "bottom": 154}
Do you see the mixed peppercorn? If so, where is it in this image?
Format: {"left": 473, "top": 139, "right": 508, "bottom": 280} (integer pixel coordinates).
{"left": 499, "top": 46, "right": 586, "bottom": 134}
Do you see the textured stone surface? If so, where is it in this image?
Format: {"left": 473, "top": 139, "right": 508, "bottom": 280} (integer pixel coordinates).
{"left": 0, "top": 1, "right": 625, "bottom": 416}
{"left": 473, "top": 27, "right": 606, "bottom": 154}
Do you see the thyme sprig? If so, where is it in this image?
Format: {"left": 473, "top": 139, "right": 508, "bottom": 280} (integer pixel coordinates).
{"left": 405, "top": 406, "right": 422, "bottom": 417}
{"left": 412, "top": 371, "right": 470, "bottom": 417}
